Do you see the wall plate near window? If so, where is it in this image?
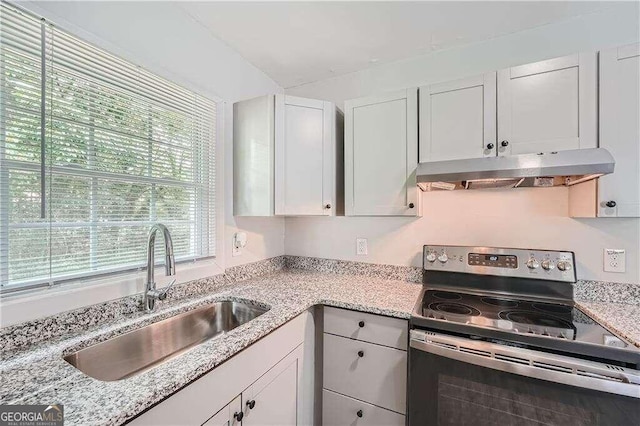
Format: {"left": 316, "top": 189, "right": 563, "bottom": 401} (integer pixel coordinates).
{"left": 233, "top": 233, "right": 248, "bottom": 257}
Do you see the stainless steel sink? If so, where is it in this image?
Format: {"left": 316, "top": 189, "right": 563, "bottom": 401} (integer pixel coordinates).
{"left": 64, "top": 301, "right": 269, "bottom": 381}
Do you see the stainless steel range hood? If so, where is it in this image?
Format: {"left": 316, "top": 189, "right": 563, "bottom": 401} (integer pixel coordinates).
{"left": 416, "top": 148, "right": 615, "bottom": 191}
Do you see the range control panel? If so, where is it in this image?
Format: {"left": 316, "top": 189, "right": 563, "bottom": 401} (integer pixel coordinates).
{"left": 423, "top": 245, "right": 576, "bottom": 282}
{"left": 468, "top": 253, "right": 518, "bottom": 269}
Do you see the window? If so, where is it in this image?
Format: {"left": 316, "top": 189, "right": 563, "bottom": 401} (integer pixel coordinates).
{"left": 0, "top": 4, "right": 217, "bottom": 292}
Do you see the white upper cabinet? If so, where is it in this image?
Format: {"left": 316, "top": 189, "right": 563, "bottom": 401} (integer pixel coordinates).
{"left": 598, "top": 43, "right": 640, "bottom": 218}
{"left": 497, "top": 53, "right": 597, "bottom": 155}
{"left": 345, "top": 88, "right": 420, "bottom": 216}
{"left": 275, "top": 95, "right": 336, "bottom": 216}
{"left": 234, "top": 94, "right": 341, "bottom": 216}
{"left": 233, "top": 96, "right": 275, "bottom": 217}
{"left": 419, "top": 73, "right": 497, "bottom": 162}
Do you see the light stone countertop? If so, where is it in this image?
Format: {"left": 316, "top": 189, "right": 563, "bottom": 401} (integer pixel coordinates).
{"left": 577, "top": 301, "right": 640, "bottom": 349}
{"left": 1, "top": 265, "right": 638, "bottom": 426}
{"left": 0, "top": 269, "right": 421, "bottom": 426}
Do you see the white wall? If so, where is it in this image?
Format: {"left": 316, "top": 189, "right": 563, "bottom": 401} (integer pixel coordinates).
{"left": 286, "top": 3, "right": 640, "bottom": 284}
{"left": 21, "top": 1, "right": 286, "bottom": 268}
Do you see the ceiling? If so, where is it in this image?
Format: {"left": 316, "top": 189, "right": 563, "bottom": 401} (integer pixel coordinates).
{"left": 180, "top": 1, "right": 615, "bottom": 88}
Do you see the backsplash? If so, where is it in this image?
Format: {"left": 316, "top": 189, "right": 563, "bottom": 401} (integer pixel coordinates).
{"left": 1, "top": 255, "right": 637, "bottom": 354}
{"left": 286, "top": 256, "right": 640, "bottom": 303}
{"left": 0, "top": 256, "right": 286, "bottom": 354}
{"left": 285, "top": 255, "right": 423, "bottom": 283}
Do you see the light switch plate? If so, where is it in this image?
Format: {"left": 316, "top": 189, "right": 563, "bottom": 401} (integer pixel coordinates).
{"left": 356, "top": 238, "right": 368, "bottom": 256}
{"left": 603, "top": 248, "right": 625, "bottom": 273}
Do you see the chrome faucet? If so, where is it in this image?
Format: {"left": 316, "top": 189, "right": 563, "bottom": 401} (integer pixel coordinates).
{"left": 143, "top": 223, "right": 177, "bottom": 313}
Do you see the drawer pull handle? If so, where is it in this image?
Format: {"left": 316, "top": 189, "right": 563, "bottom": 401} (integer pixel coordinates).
{"left": 358, "top": 321, "right": 365, "bottom": 328}
{"left": 357, "top": 350, "right": 364, "bottom": 358}
{"left": 234, "top": 411, "right": 244, "bottom": 422}
{"left": 357, "top": 410, "right": 363, "bottom": 418}
{"left": 246, "top": 400, "right": 256, "bottom": 409}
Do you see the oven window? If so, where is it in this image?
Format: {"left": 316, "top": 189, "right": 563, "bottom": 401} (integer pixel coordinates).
{"left": 409, "top": 348, "right": 640, "bottom": 426}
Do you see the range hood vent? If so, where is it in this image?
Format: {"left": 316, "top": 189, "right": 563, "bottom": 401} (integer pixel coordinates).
{"left": 417, "top": 148, "right": 615, "bottom": 191}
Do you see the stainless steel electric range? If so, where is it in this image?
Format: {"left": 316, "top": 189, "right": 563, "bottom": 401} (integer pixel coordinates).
{"left": 408, "top": 245, "right": 640, "bottom": 426}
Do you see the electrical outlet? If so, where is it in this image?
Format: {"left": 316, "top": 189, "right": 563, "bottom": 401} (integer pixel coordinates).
{"left": 604, "top": 249, "right": 626, "bottom": 273}
{"left": 356, "top": 238, "right": 368, "bottom": 256}
{"left": 232, "top": 232, "right": 247, "bottom": 257}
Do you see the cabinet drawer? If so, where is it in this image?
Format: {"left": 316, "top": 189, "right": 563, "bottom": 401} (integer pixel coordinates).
{"left": 324, "top": 307, "right": 407, "bottom": 350}
{"left": 322, "top": 389, "right": 405, "bottom": 426}
{"left": 323, "top": 334, "right": 406, "bottom": 413}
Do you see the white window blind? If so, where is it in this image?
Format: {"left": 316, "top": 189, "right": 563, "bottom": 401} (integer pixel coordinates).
{"left": 0, "top": 4, "right": 217, "bottom": 292}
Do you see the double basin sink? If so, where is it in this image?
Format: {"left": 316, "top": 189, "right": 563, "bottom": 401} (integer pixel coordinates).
{"left": 64, "top": 301, "right": 269, "bottom": 381}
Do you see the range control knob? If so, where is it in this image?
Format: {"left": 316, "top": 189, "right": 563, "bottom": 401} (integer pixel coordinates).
{"left": 426, "top": 252, "right": 437, "bottom": 263}
{"left": 541, "top": 259, "right": 555, "bottom": 271}
{"left": 526, "top": 258, "right": 540, "bottom": 269}
{"left": 437, "top": 252, "right": 449, "bottom": 263}
{"left": 557, "top": 260, "right": 572, "bottom": 272}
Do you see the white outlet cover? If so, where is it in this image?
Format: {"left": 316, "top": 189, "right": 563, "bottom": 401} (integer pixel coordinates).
{"left": 603, "top": 248, "right": 626, "bottom": 273}
{"left": 356, "top": 238, "right": 368, "bottom": 256}
{"left": 232, "top": 232, "right": 247, "bottom": 257}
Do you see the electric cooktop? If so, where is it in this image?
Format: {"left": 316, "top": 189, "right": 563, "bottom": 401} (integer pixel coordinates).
{"left": 419, "top": 289, "right": 626, "bottom": 347}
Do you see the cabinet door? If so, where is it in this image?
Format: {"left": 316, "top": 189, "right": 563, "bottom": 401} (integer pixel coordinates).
{"left": 275, "top": 95, "right": 335, "bottom": 216}
{"left": 202, "top": 396, "right": 242, "bottom": 426}
{"left": 598, "top": 43, "right": 640, "bottom": 217}
{"left": 345, "top": 88, "right": 419, "bottom": 216}
{"left": 233, "top": 95, "right": 275, "bottom": 216}
{"left": 242, "top": 354, "right": 298, "bottom": 426}
{"left": 419, "top": 73, "right": 497, "bottom": 162}
{"left": 497, "top": 53, "right": 597, "bottom": 155}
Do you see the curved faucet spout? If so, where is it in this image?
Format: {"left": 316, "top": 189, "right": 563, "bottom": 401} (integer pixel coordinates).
{"left": 144, "top": 223, "right": 176, "bottom": 313}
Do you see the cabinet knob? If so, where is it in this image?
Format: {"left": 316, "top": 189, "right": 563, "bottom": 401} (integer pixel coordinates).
{"left": 325, "top": 204, "right": 331, "bottom": 209}
{"left": 357, "top": 350, "right": 364, "bottom": 358}
{"left": 501, "top": 140, "right": 509, "bottom": 147}
{"left": 606, "top": 201, "right": 617, "bottom": 208}
{"left": 357, "top": 410, "right": 363, "bottom": 418}
{"left": 246, "top": 400, "right": 256, "bottom": 410}
{"left": 408, "top": 203, "right": 415, "bottom": 209}
{"left": 486, "top": 143, "right": 495, "bottom": 150}
{"left": 358, "top": 320, "right": 365, "bottom": 328}
{"left": 234, "top": 411, "right": 244, "bottom": 422}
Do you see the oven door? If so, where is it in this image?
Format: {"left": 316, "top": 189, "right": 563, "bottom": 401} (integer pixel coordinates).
{"left": 408, "top": 330, "right": 640, "bottom": 426}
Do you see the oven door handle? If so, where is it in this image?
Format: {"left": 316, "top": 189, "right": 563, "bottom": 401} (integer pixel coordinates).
{"left": 410, "top": 338, "right": 640, "bottom": 399}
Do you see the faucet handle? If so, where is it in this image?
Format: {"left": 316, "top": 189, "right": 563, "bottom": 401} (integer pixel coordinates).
{"left": 157, "top": 279, "right": 177, "bottom": 301}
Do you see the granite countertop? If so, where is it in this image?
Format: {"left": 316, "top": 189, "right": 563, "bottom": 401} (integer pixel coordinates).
{"left": 1, "top": 265, "right": 638, "bottom": 426}
{"left": 0, "top": 269, "right": 421, "bottom": 426}
{"left": 577, "top": 301, "right": 640, "bottom": 348}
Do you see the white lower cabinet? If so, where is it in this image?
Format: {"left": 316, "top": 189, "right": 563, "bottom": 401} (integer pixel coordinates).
{"left": 202, "top": 396, "right": 242, "bottom": 426}
{"left": 130, "top": 311, "right": 314, "bottom": 426}
{"left": 322, "top": 308, "right": 408, "bottom": 425}
{"left": 322, "top": 390, "right": 405, "bottom": 426}
{"left": 242, "top": 352, "right": 298, "bottom": 426}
